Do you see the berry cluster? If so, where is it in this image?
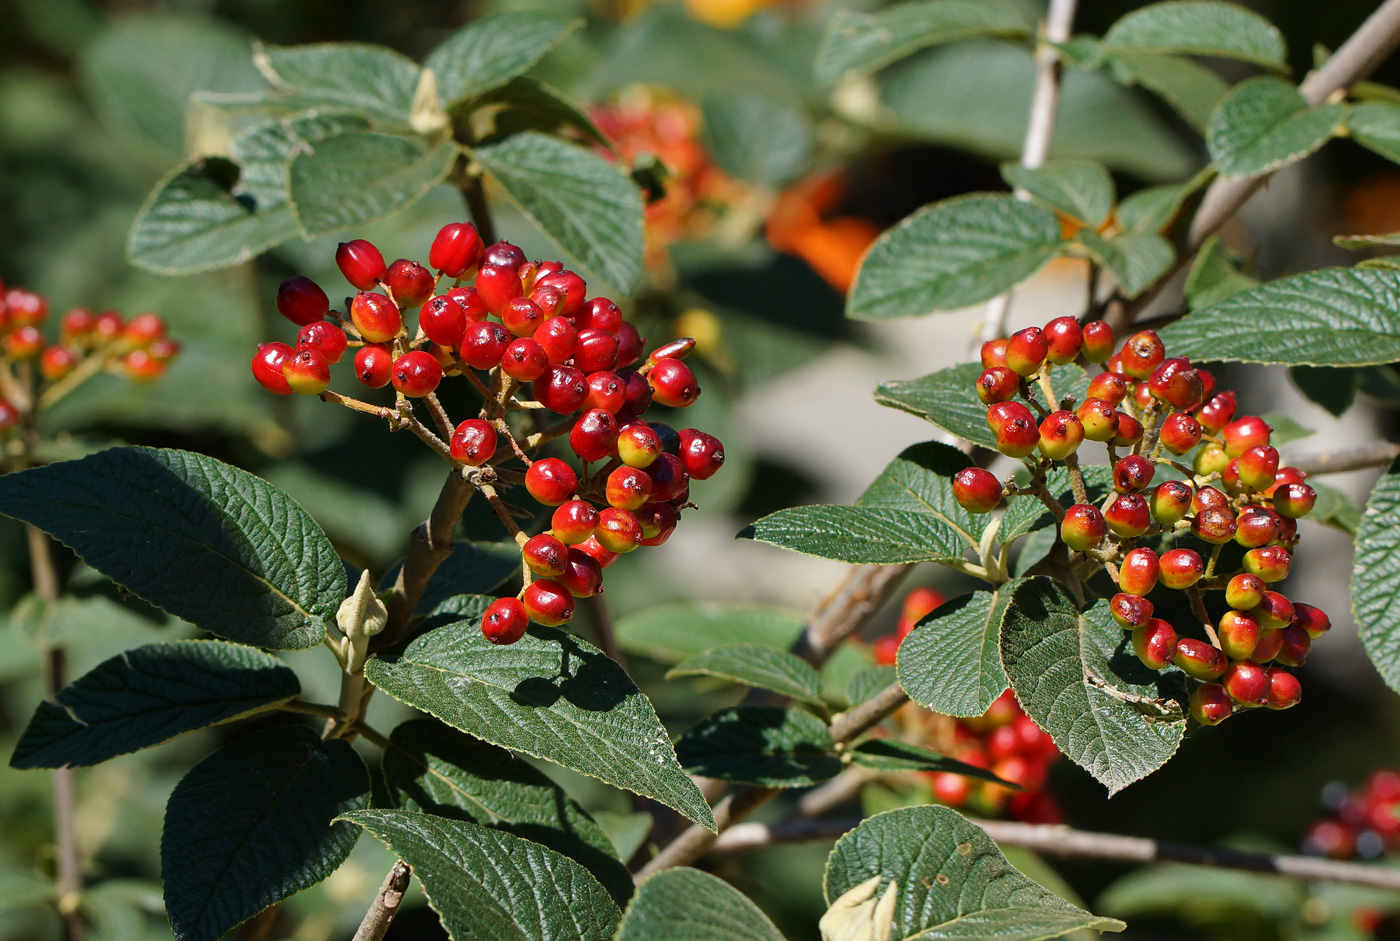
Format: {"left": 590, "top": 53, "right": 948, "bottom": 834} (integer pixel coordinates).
{"left": 867, "top": 590, "right": 1063, "bottom": 823}
{"left": 1304, "top": 771, "right": 1400, "bottom": 860}
{"left": 0, "top": 284, "right": 178, "bottom": 434}
{"left": 251, "top": 224, "right": 725, "bottom": 645}
{"left": 952, "top": 318, "right": 1330, "bottom": 726}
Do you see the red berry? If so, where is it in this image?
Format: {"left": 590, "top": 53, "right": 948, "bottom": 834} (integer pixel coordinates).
{"left": 450, "top": 419, "right": 497, "bottom": 466}
{"left": 1106, "top": 493, "right": 1151, "bottom": 538}
{"left": 419, "top": 296, "right": 467, "bottom": 348}
{"left": 274, "top": 277, "right": 330, "bottom": 327}
{"left": 1081, "top": 321, "right": 1114, "bottom": 362}
{"left": 1234, "top": 505, "right": 1281, "bottom": 548}
{"left": 953, "top": 467, "right": 1002, "bottom": 514}
{"left": 336, "top": 239, "right": 387, "bottom": 290}
{"left": 575, "top": 328, "right": 620, "bottom": 374}
{"left": 1119, "top": 330, "right": 1164, "bottom": 380}
{"left": 0, "top": 400, "right": 18, "bottom": 432}
{"left": 447, "top": 285, "right": 490, "bottom": 323}
{"left": 1274, "top": 482, "right": 1316, "bottom": 519}
{"left": 620, "top": 369, "right": 653, "bottom": 415}
{"left": 552, "top": 500, "right": 599, "bottom": 544}
{"left": 122, "top": 312, "right": 165, "bottom": 347}
{"left": 93, "top": 311, "right": 123, "bottom": 342}
{"left": 1218, "top": 610, "right": 1261, "bottom": 660}
{"left": 354, "top": 344, "right": 394, "bottom": 388}
{"left": 1192, "top": 486, "right": 1229, "bottom": 513}
{"left": 615, "top": 322, "right": 645, "bottom": 368}
{"left": 6, "top": 326, "right": 42, "bottom": 359}
{"left": 1225, "top": 573, "right": 1266, "bottom": 610}
{"left": 1159, "top": 412, "right": 1202, "bottom": 455}
{"left": 1294, "top": 602, "right": 1330, "bottom": 638}
{"left": 618, "top": 423, "right": 662, "bottom": 468}
{"left": 606, "top": 466, "right": 653, "bottom": 510}
{"left": 39, "top": 346, "right": 76, "bottom": 382}
{"left": 1044, "top": 316, "right": 1082, "bottom": 365}
{"left": 579, "top": 297, "right": 623, "bottom": 333}
{"left": 1237, "top": 445, "right": 1280, "bottom": 491}
{"left": 429, "top": 222, "right": 483, "bottom": 277}
{"left": 384, "top": 259, "right": 435, "bottom": 307}
{"left": 1191, "top": 683, "right": 1233, "bottom": 725}
{"left": 1252, "top": 628, "right": 1282, "bottom": 667}
{"left": 294, "top": 321, "right": 346, "bottom": 365}
{"left": 986, "top": 400, "right": 1033, "bottom": 434}
{"left": 1086, "top": 372, "right": 1128, "bottom": 407}
{"left": 557, "top": 547, "right": 604, "bottom": 597}
{"left": 980, "top": 339, "right": 1008, "bottom": 368}
{"left": 535, "top": 316, "right": 578, "bottom": 364}
{"left": 1132, "top": 618, "right": 1178, "bottom": 670}
{"left": 595, "top": 507, "right": 642, "bottom": 553}
{"left": 678, "top": 428, "right": 724, "bottom": 480}
{"left": 1110, "top": 592, "right": 1153, "bottom": 629}
{"left": 1274, "top": 624, "right": 1311, "bottom": 667}
{"left": 1005, "top": 327, "right": 1049, "bottom": 377}
{"left": 1223, "top": 415, "right": 1271, "bottom": 458}
{"left": 648, "top": 452, "right": 689, "bottom": 503}
{"left": 995, "top": 413, "right": 1039, "bottom": 458}
{"left": 1174, "top": 638, "right": 1225, "bottom": 680}
{"left": 526, "top": 458, "right": 578, "bottom": 506}
{"left": 1158, "top": 548, "right": 1203, "bottom": 589}
{"left": 351, "top": 292, "right": 402, "bottom": 344}
{"left": 584, "top": 371, "right": 626, "bottom": 414}
{"left": 976, "top": 366, "right": 1020, "bottom": 404}
{"left": 530, "top": 284, "right": 566, "bottom": 320}
{"left": 1222, "top": 660, "right": 1269, "bottom": 707}
{"left": 391, "top": 351, "right": 442, "bottom": 397}
{"left": 1265, "top": 668, "right": 1302, "bottom": 709}
{"left": 461, "top": 320, "right": 511, "bottom": 369}
{"left": 476, "top": 263, "right": 523, "bottom": 314}
{"left": 1243, "top": 545, "right": 1291, "bottom": 583}
{"left": 59, "top": 308, "right": 95, "bottom": 342}
{"left": 483, "top": 240, "right": 526, "bottom": 269}
{"left": 1191, "top": 507, "right": 1237, "bottom": 545}
{"left": 252, "top": 341, "right": 295, "bottom": 395}
{"left": 570, "top": 408, "right": 619, "bottom": 462}
{"left": 1038, "top": 410, "right": 1084, "bottom": 460}
{"left": 533, "top": 364, "right": 589, "bottom": 414}
{"left": 1119, "top": 547, "right": 1159, "bottom": 595}
{"left": 1148, "top": 358, "right": 1204, "bottom": 410}
{"left": 1077, "top": 398, "right": 1119, "bottom": 442}
{"left": 1197, "top": 392, "right": 1237, "bottom": 434}
{"left": 481, "top": 597, "right": 529, "bottom": 644}
{"left": 283, "top": 348, "right": 331, "bottom": 395}
{"left": 523, "top": 533, "right": 569, "bottom": 578}
{"left": 637, "top": 502, "right": 679, "bottom": 547}
{"left": 576, "top": 535, "right": 619, "bottom": 568}
{"left": 1149, "top": 480, "right": 1192, "bottom": 525}
{"left": 123, "top": 349, "right": 166, "bottom": 382}
{"left": 536, "top": 270, "right": 586, "bottom": 317}
{"left": 1256, "top": 591, "right": 1295, "bottom": 630}
{"left": 1060, "top": 503, "right": 1105, "bottom": 551}
{"left": 1112, "top": 413, "right": 1143, "bottom": 447}
{"left": 501, "top": 338, "right": 550, "bottom": 381}
{"left": 648, "top": 358, "right": 699, "bottom": 408}
{"left": 502, "top": 297, "right": 545, "bottom": 337}
{"left": 523, "top": 579, "right": 574, "bottom": 626}
{"left": 1112, "top": 455, "right": 1154, "bottom": 493}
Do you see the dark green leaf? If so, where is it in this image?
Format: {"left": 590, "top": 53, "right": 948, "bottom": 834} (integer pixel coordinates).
{"left": 613, "top": 603, "right": 804, "bottom": 664}
{"left": 1107, "top": 52, "right": 1229, "bottom": 131}
{"left": 1260, "top": 411, "right": 1314, "bottom": 446}
{"left": 382, "top": 719, "right": 630, "bottom": 904}
{"left": 1001, "top": 160, "right": 1114, "bottom": 226}
{"left": 668, "top": 644, "right": 824, "bottom": 707}
{"left": 1184, "top": 233, "right": 1259, "bottom": 309}
{"left": 381, "top": 541, "right": 520, "bottom": 614}
{"left": 1158, "top": 266, "right": 1400, "bottom": 366}
{"left": 1098, "top": 863, "right": 1305, "bottom": 927}
{"left": 1312, "top": 481, "right": 1362, "bottom": 535}
{"left": 1101, "top": 1, "right": 1286, "bottom": 68}
{"left": 675, "top": 705, "right": 839, "bottom": 787}
{"left": 474, "top": 132, "right": 644, "bottom": 293}
{"left": 162, "top": 725, "right": 369, "bottom": 941}
{"left": 1346, "top": 102, "right": 1400, "bottom": 164}
{"left": 1116, "top": 174, "right": 1207, "bottom": 234}
{"left": 0, "top": 447, "right": 342, "bottom": 650}
{"left": 473, "top": 76, "right": 609, "bottom": 146}
{"left": 814, "top": 0, "right": 1029, "bottom": 83}
{"left": 1000, "top": 579, "right": 1184, "bottom": 794}
{"left": 874, "top": 362, "right": 996, "bottom": 449}
{"left": 425, "top": 12, "right": 579, "bottom": 107}
{"left": 343, "top": 809, "right": 620, "bottom": 940}
{"left": 0, "top": 870, "right": 54, "bottom": 915}
{"left": 365, "top": 619, "right": 714, "bottom": 830}
{"left": 289, "top": 131, "right": 456, "bottom": 237}
{"left": 616, "top": 868, "right": 785, "bottom": 941}
{"left": 824, "top": 806, "right": 1125, "bottom": 940}
{"left": 702, "top": 91, "right": 813, "bottom": 187}
{"left": 1335, "top": 230, "right": 1400, "bottom": 249}
{"left": 849, "top": 739, "right": 1012, "bottom": 784}
{"left": 1011, "top": 527, "right": 1058, "bottom": 578}
{"left": 1076, "top": 229, "right": 1175, "bottom": 298}
{"left": 898, "top": 585, "right": 1020, "bottom": 718}
{"left": 11, "top": 641, "right": 298, "bottom": 769}
{"left": 847, "top": 194, "right": 1062, "bottom": 321}
{"left": 1290, "top": 365, "right": 1358, "bottom": 416}
{"left": 1352, "top": 457, "right": 1400, "bottom": 694}
{"left": 1206, "top": 77, "right": 1345, "bottom": 178}
{"left": 256, "top": 42, "right": 420, "bottom": 126}
{"left": 847, "top": 665, "right": 897, "bottom": 705}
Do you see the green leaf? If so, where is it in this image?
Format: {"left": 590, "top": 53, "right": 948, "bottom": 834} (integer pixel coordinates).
{"left": 1352, "top": 457, "right": 1400, "bottom": 694}
{"left": 1184, "top": 233, "right": 1259, "bottom": 309}
{"left": 742, "top": 441, "right": 980, "bottom": 564}
{"left": 1158, "top": 266, "right": 1400, "bottom": 366}
{"left": 675, "top": 705, "right": 839, "bottom": 787}
{"left": 0, "top": 869, "right": 54, "bottom": 915}
{"left": 898, "top": 585, "right": 1019, "bottom": 718}
{"left": 384, "top": 540, "right": 520, "bottom": 614}
{"left": 1000, "top": 579, "right": 1184, "bottom": 794}
{"left": 426, "top": 12, "right": 579, "bottom": 108}
{"left": 1260, "top": 411, "right": 1314, "bottom": 446}
{"left": 1076, "top": 229, "right": 1175, "bottom": 298}
{"left": 1205, "top": 77, "right": 1345, "bottom": 178}
{"left": 814, "top": 1, "right": 1028, "bottom": 83}
{"left": 0, "top": 447, "right": 342, "bottom": 650}
{"left": 11, "top": 641, "right": 299, "bottom": 769}
{"left": 343, "top": 809, "right": 620, "bottom": 941}
{"left": 256, "top": 42, "right": 421, "bottom": 126}
{"left": 849, "top": 739, "right": 1012, "bottom": 784}
{"left": 1107, "top": 52, "right": 1229, "bottom": 131}
{"left": 668, "top": 644, "right": 824, "bottom": 707}
{"left": 701, "top": 91, "right": 813, "bottom": 187}
{"left": 1011, "top": 527, "right": 1058, "bottom": 578}
{"left": 1313, "top": 482, "right": 1363, "bottom": 536}
{"left": 365, "top": 618, "right": 715, "bottom": 830}
{"left": 1101, "top": 1, "right": 1286, "bottom": 68}
{"left": 1097, "top": 863, "right": 1305, "bottom": 928}
{"left": 1346, "top": 101, "right": 1400, "bottom": 164}
{"left": 874, "top": 362, "right": 996, "bottom": 449}
{"left": 1335, "top": 230, "right": 1400, "bottom": 250}
{"left": 824, "top": 806, "right": 1125, "bottom": 940}
{"left": 162, "top": 725, "right": 369, "bottom": 941}
{"left": 472, "top": 77, "right": 609, "bottom": 146}
{"left": 1116, "top": 174, "right": 1207, "bottom": 234}
{"left": 616, "top": 868, "right": 785, "bottom": 941}
{"left": 473, "top": 132, "right": 644, "bottom": 293}
{"left": 613, "top": 603, "right": 804, "bottom": 664}
{"left": 382, "top": 719, "right": 630, "bottom": 904}
{"left": 847, "top": 665, "right": 897, "bottom": 706}
{"left": 289, "top": 132, "right": 456, "bottom": 237}
{"left": 128, "top": 113, "right": 365, "bottom": 274}
{"left": 1290, "top": 365, "right": 1358, "bottom": 416}
{"left": 1001, "top": 160, "right": 1114, "bottom": 226}
{"left": 847, "top": 194, "right": 1062, "bottom": 321}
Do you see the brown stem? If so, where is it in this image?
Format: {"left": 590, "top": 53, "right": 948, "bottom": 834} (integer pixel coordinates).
{"left": 1290, "top": 441, "right": 1400, "bottom": 476}
{"left": 352, "top": 861, "right": 413, "bottom": 941}
{"left": 788, "top": 564, "right": 912, "bottom": 667}
{"left": 423, "top": 392, "right": 455, "bottom": 439}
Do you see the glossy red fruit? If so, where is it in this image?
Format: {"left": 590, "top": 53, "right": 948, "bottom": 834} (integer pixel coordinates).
{"left": 391, "top": 351, "right": 442, "bottom": 397}
{"left": 522, "top": 533, "right": 569, "bottom": 578}
{"left": 39, "top": 346, "right": 76, "bottom": 382}
{"left": 583, "top": 370, "right": 625, "bottom": 413}
{"left": 976, "top": 366, "right": 1020, "bottom": 404}
{"left": 283, "top": 348, "right": 331, "bottom": 395}
{"left": 1192, "top": 507, "right": 1237, "bottom": 544}
{"left": 1223, "top": 415, "right": 1271, "bottom": 458}
{"left": 501, "top": 338, "right": 550, "bottom": 381}
{"left": 384, "top": 259, "right": 435, "bottom": 307}
{"left": 986, "top": 401, "right": 1034, "bottom": 434}
{"left": 1133, "top": 618, "right": 1178, "bottom": 670}
{"left": 1111, "top": 592, "right": 1153, "bottom": 630}
{"left": 1191, "top": 683, "right": 1233, "bottom": 725}
{"left": 648, "top": 358, "right": 699, "bottom": 408}
{"left": 1174, "top": 638, "right": 1226, "bottom": 680}
{"left": 552, "top": 500, "right": 600, "bottom": 544}
{"left": 1234, "top": 506, "right": 1281, "bottom": 548}
{"left": 648, "top": 452, "right": 689, "bottom": 503}
{"left": 1038, "top": 411, "right": 1084, "bottom": 460}
{"left": 1044, "top": 316, "right": 1083, "bottom": 365}
{"left": 123, "top": 348, "right": 166, "bottom": 382}
{"left": 481, "top": 597, "right": 529, "bottom": 644}
{"left": 1274, "top": 482, "right": 1317, "bottom": 518}
{"left": 4, "top": 289, "right": 47, "bottom": 325}
{"left": 535, "top": 316, "right": 578, "bottom": 364}
{"left": 350, "top": 292, "right": 401, "bottom": 344}
{"left": 1081, "top": 321, "right": 1114, "bottom": 362}
{"left": 1159, "top": 412, "right": 1202, "bottom": 455}
{"left": 615, "top": 322, "right": 645, "bottom": 369}
{"left": 1159, "top": 548, "right": 1204, "bottom": 589}
{"left": 296, "top": 321, "right": 347, "bottom": 365}
{"left": 450, "top": 419, "right": 497, "bottom": 466}
{"left": 574, "top": 328, "right": 619, "bottom": 374}
{"left": 995, "top": 413, "right": 1039, "bottom": 458}
{"left": 1119, "top": 330, "right": 1165, "bottom": 380}
{"left": 336, "top": 239, "right": 387, "bottom": 290}
{"left": 1119, "top": 547, "right": 1160, "bottom": 595}
{"left": 1113, "top": 455, "right": 1154, "bottom": 493}
{"left": 1294, "top": 602, "right": 1331, "bottom": 638}
{"left": 93, "top": 310, "right": 123, "bottom": 342}
{"left": 618, "top": 423, "right": 662, "bottom": 468}
{"left": 1237, "top": 444, "right": 1280, "bottom": 491}
{"left": 946, "top": 468, "right": 998, "bottom": 514}
{"left": 1191, "top": 486, "right": 1228, "bottom": 513}
{"left": 606, "top": 465, "right": 653, "bottom": 510}
{"left": 1223, "top": 660, "right": 1269, "bottom": 707}
{"left": 557, "top": 547, "right": 604, "bottom": 597}
{"left": 620, "top": 369, "right": 653, "bottom": 415}
{"left": 354, "top": 344, "right": 393, "bottom": 388}
{"left": 252, "top": 342, "right": 295, "bottom": 395}
{"left": 980, "top": 339, "right": 1008, "bottom": 368}
{"left": 536, "top": 270, "right": 587, "bottom": 317}
{"left": 1106, "top": 493, "right": 1151, "bottom": 538}
{"left": 1275, "top": 623, "right": 1311, "bottom": 667}
{"left": 595, "top": 507, "right": 642, "bottom": 553}
{"left": 429, "top": 222, "right": 483, "bottom": 277}
{"left": 419, "top": 296, "right": 466, "bottom": 348}
{"left": 1225, "top": 573, "right": 1266, "bottom": 610}
{"left": 523, "top": 579, "right": 575, "bottom": 626}
{"left": 475, "top": 264, "right": 523, "bottom": 315}
{"left": 1197, "top": 392, "right": 1237, "bottom": 434}
{"left": 498, "top": 297, "right": 542, "bottom": 338}
{"left": 1148, "top": 358, "right": 1204, "bottom": 410}
{"left": 1133, "top": 380, "right": 1154, "bottom": 412}
{"left": 1256, "top": 591, "right": 1295, "bottom": 630}
{"left": 1149, "top": 481, "right": 1192, "bottom": 525}
{"left": 529, "top": 285, "right": 561, "bottom": 321}
{"left": 1061, "top": 504, "right": 1105, "bottom": 551}
{"left": 446, "top": 285, "right": 490, "bottom": 322}
{"left": 1113, "top": 413, "right": 1144, "bottom": 447}
{"left": 576, "top": 535, "right": 619, "bottom": 568}
{"left": 483, "top": 240, "right": 527, "bottom": 269}
{"left": 1244, "top": 545, "right": 1291, "bottom": 583}
{"left": 1254, "top": 628, "right": 1284, "bottom": 661}
{"left": 1076, "top": 398, "right": 1118, "bottom": 442}
{"left": 1266, "top": 668, "right": 1302, "bottom": 709}
{"left": 1005, "top": 327, "right": 1049, "bottom": 377}
{"left": 578, "top": 297, "right": 623, "bottom": 333}
{"left": 526, "top": 458, "right": 579, "bottom": 506}
{"left": 678, "top": 428, "right": 724, "bottom": 480}
{"left": 533, "top": 364, "right": 589, "bottom": 414}
{"left": 59, "top": 308, "right": 95, "bottom": 342}
{"left": 461, "top": 320, "right": 511, "bottom": 370}
{"left": 276, "top": 276, "right": 329, "bottom": 325}
{"left": 5, "top": 326, "right": 42, "bottom": 359}
{"left": 1086, "top": 372, "right": 1128, "bottom": 407}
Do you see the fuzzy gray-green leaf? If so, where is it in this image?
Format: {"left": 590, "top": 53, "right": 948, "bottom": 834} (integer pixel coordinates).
{"left": 1206, "top": 77, "right": 1344, "bottom": 178}
{"left": 289, "top": 131, "right": 456, "bottom": 236}
{"left": 668, "top": 644, "right": 824, "bottom": 706}
{"left": 616, "top": 868, "right": 786, "bottom": 941}
{"left": 1352, "top": 458, "right": 1400, "bottom": 695}
{"left": 898, "top": 585, "right": 1019, "bottom": 718}
{"left": 425, "top": 12, "right": 579, "bottom": 107}
{"left": 1001, "top": 159, "right": 1114, "bottom": 226}
{"left": 814, "top": 0, "right": 1029, "bottom": 83}
{"left": 1102, "top": 1, "right": 1286, "bottom": 68}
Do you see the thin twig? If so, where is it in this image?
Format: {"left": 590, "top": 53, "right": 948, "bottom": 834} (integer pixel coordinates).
{"left": 788, "top": 564, "right": 912, "bottom": 667}
{"left": 424, "top": 392, "right": 455, "bottom": 439}
{"left": 352, "top": 861, "right": 413, "bottom": 941}
{"left": 1290, "top": 441, "right": 1400, "bottom": 476}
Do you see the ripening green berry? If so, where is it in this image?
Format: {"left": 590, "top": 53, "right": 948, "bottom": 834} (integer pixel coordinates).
{"left": 1038, "top": 410, "right": 1084, "bottom": 460}
{"left": 1158, "top": 548, "right": 1203, "bottom": 590}
{"left": 1149, "top": 481, "right": 1192, "bottom": 525}
{"left": 1118, "top": 547, "right": 1159, "bottom": 595}
{"left": 1243, "top": 545, "right": 1291, "bottom": 583}
{"left": 1060, "top": 503, "right": 1105, "bottom": 551}
{"left": 1225, "top": 573, "right": 1266, "bottom": 610}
